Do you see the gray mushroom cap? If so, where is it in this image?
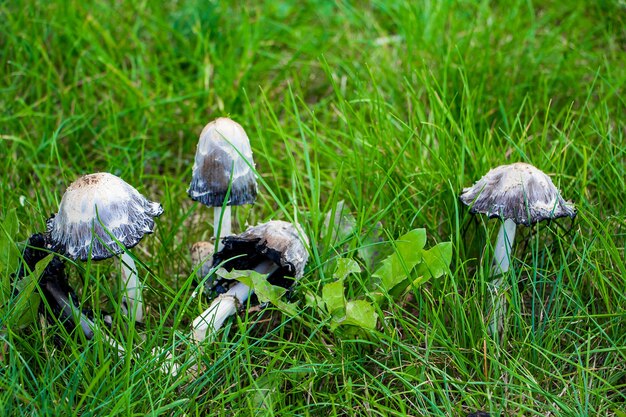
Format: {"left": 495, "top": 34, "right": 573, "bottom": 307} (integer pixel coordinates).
{"left": 460, "top": 162, "right": 576, "bottom": 226}
{"left": 212, "top": 220, "right": 309, "bottom": 290}
{"left": 46, "top": 172, "right": 164, "bottom": 261}
{"left": 188, "top": 117, "right": 257, "bottom": 207}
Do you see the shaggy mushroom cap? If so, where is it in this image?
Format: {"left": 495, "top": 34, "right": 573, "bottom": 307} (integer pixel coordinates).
{"left": 47, "top": 173, "right": 164, "bottom": 261}
{"left": 211, "top": 220, "right": 309, "bottom": 291}
{"left": 460, "top": 162, "right": 576, "bottom": 226}
{"left": 188, "top": 117, "right": 257, "bottom": 207}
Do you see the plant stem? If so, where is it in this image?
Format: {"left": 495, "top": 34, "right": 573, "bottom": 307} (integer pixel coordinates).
{"left": 43, "top": 280, "right": 95, "bottom": 339}
{"left": 488, "top": 218, "right": 517, "bottom": 336}
{"left": 43, "top": 279, "right": 128, "bottom": 357}
{"left": 214, "top": 206, "right": 231, "bottom": 251}
{"left": 120, "top": 252, "right": 143, "bottom": 323}
{"left": 491, "top": 218, "right": 517, "bottom": 276}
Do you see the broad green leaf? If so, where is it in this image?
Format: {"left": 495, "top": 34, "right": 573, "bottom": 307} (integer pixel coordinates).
{"left": 4, "top": 255, "right": 52, "bottom": 328}
{"left": 372, "top": 228, "right": 427, "bottom": 291}
{"left": 343, "top": 300, "right": 377, "bottom": 330}
{"left": 304, "top": 290, "right": 323, "bottom": 310}
{"left": 412, "top": 242, "right": 453, "bottom": 287}
{"left": 333, "top": 258, "right": 360, "bottom": 281}
{"left": 322, "top": 281, "right": 345, "bottom": 316}
{"left": 217, "top": 268, "right": 298, "bottom": 316}
{"left": 216, "top": 268, "right": 253, "bottom": 287}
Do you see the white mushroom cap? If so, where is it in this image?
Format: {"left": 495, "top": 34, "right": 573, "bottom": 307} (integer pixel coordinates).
{"left": 46, "top": 173, "right": 163, "bottom": 261}
{"left": 212, "top": 220, "right": 309, "bottom": 290}
{"left": 188, "top": 117, "right": 257, "bottom": 207}
{"left": 460, "top": 162, "right": 576, "bottom": 226}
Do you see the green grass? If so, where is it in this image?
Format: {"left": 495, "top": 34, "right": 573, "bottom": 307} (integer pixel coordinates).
{"left": 1, "top": 0, "right": 625, "bottom": 415}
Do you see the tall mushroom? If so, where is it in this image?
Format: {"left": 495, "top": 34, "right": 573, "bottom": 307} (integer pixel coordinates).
{"left": 192, "top": 220, "right": 309, "bottom": 343}
{"left": 47, "top": 172, "right": 163, "bottom": 324}
{"left": 188, "top": 117, "right": 257, "bottom": 250}
{"left": 460, "top": 162, "right": 575, "bottom": 335}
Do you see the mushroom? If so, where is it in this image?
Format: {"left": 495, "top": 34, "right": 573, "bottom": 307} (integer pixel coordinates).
{"left": 192, "top": 220, "right": 309, "bottom": 343}
{"left": 47, "top": 172, "right": 163, "bottom": 324}
{"left": 460, "top": 162, "right": 575, "bottom": 334}
{"left": 15, "top": 233, "right": 96, "bottom": 338}
{"left": 188, "top": 117, "right": 257, "bottom": 250}
{"left": 190, "top": 241, "right": 215, "bottom": 281}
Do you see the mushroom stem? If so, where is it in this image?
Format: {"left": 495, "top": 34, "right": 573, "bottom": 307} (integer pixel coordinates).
{"left": 43, "top": 280, "right": 95, "bottom": 339}
{"left": 192, "top": 260, "right": 279, "bottom": 343}
{"left": 43, "top": 279, "right": 128, "bottom": 357}
{"left": 491, "top": 218, "right": 517, "bottom": 276}
{"left": 120, "top": 252, "right": 144, "bottom": 323}
{"left": 488, "top": 218, "right": 517, "bottom": 336}
{"left": 214, "top": 206, "right": 231, "bottom": 251}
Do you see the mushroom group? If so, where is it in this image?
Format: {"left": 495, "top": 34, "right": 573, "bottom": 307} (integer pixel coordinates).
{"left": 13, "top": 108, "right": 582, "bottom": 386}
{"left": 192, "top": 220, "right": 309, "bottom": 343}
{"left": 186, "top": 118, "right": 310, "bottom": 344}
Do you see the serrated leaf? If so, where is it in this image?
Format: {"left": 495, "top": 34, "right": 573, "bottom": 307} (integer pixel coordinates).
{"left": 344, "top": 300, "right": 377, "bottom": 330}
{"left": 412, "top": 242, "right": 453, "bottom": 287}
{"left": 333, "top": 258, "right": 360, "bottom": 281}
{"left": 372, "top": 228, "right": 427, "bottom": 291}
{"left": 322, "top": 281, "right": 345, "bottom": 316}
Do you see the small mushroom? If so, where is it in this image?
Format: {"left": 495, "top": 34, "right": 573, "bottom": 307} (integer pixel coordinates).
{"left": 188, "top": 117, "right": 257, "bottom": 249}
{"left": 190, "top": 241, "right": 215, "bottom": 281}
{"left": 192, "top": 220, "right": 309, "bottom": 343}
{"left": 47, "top": 172, "right": 163, "bottom": 324}
{"left": 460, "top": 162, "right": 575, "bottom": 334}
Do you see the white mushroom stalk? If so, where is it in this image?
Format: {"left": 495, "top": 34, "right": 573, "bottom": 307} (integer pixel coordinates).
{"left": 460, "top": 162, "right": 576, "bottom": 336}
{"left": 191, "top": 220, "right": 309, "bottom": 344}
{"left": 188, "top": 117, "right": 257, "bottom": 251}
{"left": 491, "top": 218, "right": 517, "bottom": 276}
{"left": 120, "top": 253, "right": 143, "bottom": 322}
{"left": 47, "top": 172, "right": 163, "bottom": 326}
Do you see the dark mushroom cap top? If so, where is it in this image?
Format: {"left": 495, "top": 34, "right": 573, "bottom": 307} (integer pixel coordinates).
{"left": 188, "top": 117, "right": 257, "bottom": 207}
{"left": 46, "top": 172, "right": 163, "bottom": 261}
{"left": 460, "top": 162, "right": 576, "bottom": 226}
{"left": 213, "top": 220, "right": 309, "bottom": 290}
